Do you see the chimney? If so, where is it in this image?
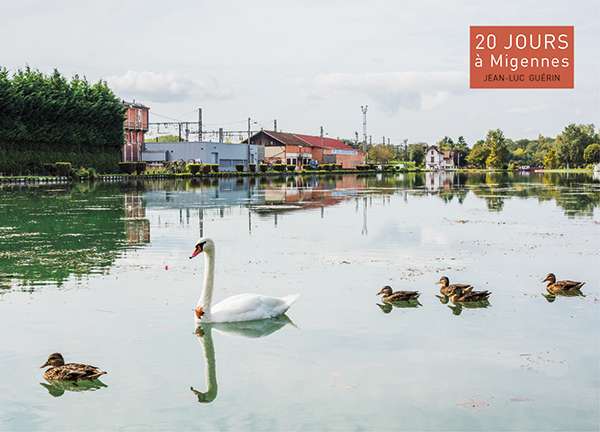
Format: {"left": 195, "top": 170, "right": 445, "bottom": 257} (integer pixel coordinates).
{"left": 273, "top": 119, "right": 277, "bottom": 132}
{"left": 218, "top": 127, "right": 224, "bottom": 143}
{"left": 320, "top": 126, "right": 324, "bottom": 138}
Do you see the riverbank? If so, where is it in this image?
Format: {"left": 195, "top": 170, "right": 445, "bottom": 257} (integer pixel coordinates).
{"left": 0, "top": 167, "right": 594, "bottom": 184}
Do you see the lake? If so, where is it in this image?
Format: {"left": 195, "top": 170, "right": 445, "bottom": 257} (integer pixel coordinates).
{"left": 0, "top": 172, "right": 599, "bottom": 431}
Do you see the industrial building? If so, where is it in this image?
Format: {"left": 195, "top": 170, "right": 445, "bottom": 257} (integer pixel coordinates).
{"left": 141, "top": 141, "right": 263, "bottom": 171}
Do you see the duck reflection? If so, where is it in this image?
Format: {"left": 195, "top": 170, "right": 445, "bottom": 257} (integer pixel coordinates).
{"left": 542, "top": 290, "right": 585, "bottom": 303}
{"left": 447, "top": 300, "right": 491, "bottom": 316}
{"left": 376, "top": 299, "right": 422, "bottom": 313}
{"left": 190, "top": 315, "right": 293, "bottom": 403}
{"left": 40, "top": 379, "right": 107, "bottom": 397}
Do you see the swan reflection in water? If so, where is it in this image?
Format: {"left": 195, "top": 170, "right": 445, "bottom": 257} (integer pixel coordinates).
{"left": 191, "top": 315, "right": 294, "bottom": 403}
{"left": 40, "top": 379, "right": 107, "bottom": 397}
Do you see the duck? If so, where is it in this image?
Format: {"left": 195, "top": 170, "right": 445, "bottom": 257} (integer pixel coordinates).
{"left": 543, "top": 273, "right": 585, "bottom": 295}
{"left": 449, "top": 286, "right": 491, "bottom": 303}
{"left": 436, "top": 276, "right": 473, "bottom": 297}
{"left": 40, "top": 353, "right": 107, "bottom": 381}
{"left": 189, "top": 238, "right": 299, "bottom": 323}
{"left": 376, "top": 286, "right": 420, "bottom": 302}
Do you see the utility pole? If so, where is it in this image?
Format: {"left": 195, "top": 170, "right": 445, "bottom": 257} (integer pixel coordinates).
{"left": 354, "top": 131, "right": 359, "bottom": 146}
{"left": 247, "top": 117, "right": 251, "bottom": 171}
{"left": 361, "top": 105, "right": 368, "bottom": 153}
{"left": 185, "top": 122, "right": 189, "bottom": 142}
{"left": 198, "top": 108, "right": 202, "bottom": 141}
{"left": 178, "top": 123, "right": 182, "bottom": 142}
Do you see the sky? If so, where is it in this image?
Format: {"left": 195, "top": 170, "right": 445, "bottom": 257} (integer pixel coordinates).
{"left": 1, "top": 0, "right": 599, "bottom": 145}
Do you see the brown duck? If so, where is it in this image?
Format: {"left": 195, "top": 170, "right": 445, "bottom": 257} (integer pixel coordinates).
{"left": 40, "top": 353, "right": 107, "bottom": 381}
{"left": 436, "top": 276, "right": 473, "bottom": 297}
{"left": 449, "top": 286, "right": 491, "bottom": 303}
{"left": 377, "top": 286, "right": 420, "bottom": 302}
{"left": 543, "top": 273, "right": 585, "bottom": 295}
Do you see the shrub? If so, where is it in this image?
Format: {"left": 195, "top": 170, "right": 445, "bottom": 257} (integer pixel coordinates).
{"left": 189, "top": 163, "right": 203, "bottom": 175}
{"left": 235, "top": 164, "right": 244, "bottom": 172}
{"left": 118, "top": 162, "right": 137, "bottom": 174}
{"left": 73, "top": 167, "right": 97, "bottom": 180}
{"left": 322, "top": 163, "right": 334, "bottom": 171}
{"left": 286, "top": 164, "right": 296, "bottom": 172}
{"left": 210, "top": 164, "right": 219, "bottom": 173}
{"left": 335, "top": 164, "right": 343, "bottom": 170}
{"left": 356, "top": 165, "right": 369, "bottom": 171}
{"left": 273, "top": 164, "right": 286, "bottom": 172}
{"left": 42, "top": 163, "right": 56, "bottom": 176}
{"left": 249, "top": 163, "right": 256, "bottom": 172}
{"left": 55, "top": 162, "right": 72, "bottom": 176}
{"left": 136, "top": 162, "right": 146, "bottom": 174}
{"left": 259, "top": 164, "right": 269, "bottom": 173}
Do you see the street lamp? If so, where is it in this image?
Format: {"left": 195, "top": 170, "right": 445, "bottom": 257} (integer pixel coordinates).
{"left": 246, "top": 117, "right": 257, "bottom": 171}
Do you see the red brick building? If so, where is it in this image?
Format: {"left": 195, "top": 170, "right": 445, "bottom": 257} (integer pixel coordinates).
{"left": 247, "top": 130, "right": 365, "bottom": 169}
{"left": 123, "top": 101, "right": 149, "bottom": 162}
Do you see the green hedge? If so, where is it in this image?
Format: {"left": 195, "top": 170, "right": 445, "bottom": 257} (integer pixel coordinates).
{"left": 0, "top": 67, "right": 125, "bottom": 175}
{"left": 55, "top": 162, "right": 72, "bottom": 176}
{"left": 118, "top": 162, "right": 146, "bottom": 174}
{"left": 0, "top": 148, "right": 120, "bottom": 175}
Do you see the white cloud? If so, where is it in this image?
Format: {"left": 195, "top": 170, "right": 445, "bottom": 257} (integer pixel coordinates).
{"left": 107, "top": 71, "right": 233, "bottom": 103}
{"left": 311, "top": 71, "right": 465, "bottom": 112}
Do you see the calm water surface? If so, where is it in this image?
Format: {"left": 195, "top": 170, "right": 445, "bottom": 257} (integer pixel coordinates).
{"left": 0, "top": 172, "right": 599, "bottom": 431}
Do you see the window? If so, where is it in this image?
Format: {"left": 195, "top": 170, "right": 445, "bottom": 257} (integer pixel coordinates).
{"left": 430, "top": 156, "right": 434, "bottom": 163}
{"left": 287, "top": 158, "right": 291, "bottom": 164}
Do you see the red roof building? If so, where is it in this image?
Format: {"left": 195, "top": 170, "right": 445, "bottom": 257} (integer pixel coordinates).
{"left": 246, "top": 130, "right": 365, "bottom": 169}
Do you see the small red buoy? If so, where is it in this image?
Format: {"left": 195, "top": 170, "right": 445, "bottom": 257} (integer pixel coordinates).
{"left": 165, "top": 265, "right": 169, "bottom": 270}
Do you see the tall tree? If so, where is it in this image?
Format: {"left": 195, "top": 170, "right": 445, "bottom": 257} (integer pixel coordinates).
{"left": 583, "top": 143, "right": 600, "bottom": 164}
{"left": 466, "top": 140, "right": 489, "bottom": 168}
{"left": 484, "top": 129, "right": 509, "bottom": 169}
{"left": 555, "top": 124, "right": 597, "bottom": 168}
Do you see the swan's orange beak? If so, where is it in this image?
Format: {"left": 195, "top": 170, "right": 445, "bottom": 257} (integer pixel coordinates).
{"left": 189, "top": 245, "right": 202, "bottom": 259}
{"left": 195, "top": 306, "right": 204, "bottom": 319}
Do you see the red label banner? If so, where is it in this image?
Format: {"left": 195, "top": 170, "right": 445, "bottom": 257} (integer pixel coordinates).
{"left": 470, "top": 26, "right": 574, "bottom": 89}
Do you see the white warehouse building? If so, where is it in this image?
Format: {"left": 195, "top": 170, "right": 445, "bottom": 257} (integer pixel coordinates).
{"left": 141, "top": 141, "right": 264, "bottom": 171}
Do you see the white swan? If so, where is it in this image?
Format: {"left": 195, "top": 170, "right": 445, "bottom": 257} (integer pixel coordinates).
{"left": 189, "top": 238, "right": 299, "bottom": 323}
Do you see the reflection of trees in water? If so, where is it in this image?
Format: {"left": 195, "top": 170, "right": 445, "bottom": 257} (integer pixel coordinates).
{"left": 0, "top": 182, "right": 147, "bottom": 288}
{"left": 463, "top": 172, "right": 599, "bottom": 217}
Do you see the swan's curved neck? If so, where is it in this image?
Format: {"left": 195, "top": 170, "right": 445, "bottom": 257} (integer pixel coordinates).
{"left": 191, "top": 326, "right": 218, "bottom": 403}
{"left": 198, "top": 248, "right": 215, "bottom": 316}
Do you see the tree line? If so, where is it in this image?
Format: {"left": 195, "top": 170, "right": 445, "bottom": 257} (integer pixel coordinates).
{"left": 0, "top": 67, "right": 125, "bottom": 174}
{"left": 364, "top": 124, "right": 600, "bottom": 169}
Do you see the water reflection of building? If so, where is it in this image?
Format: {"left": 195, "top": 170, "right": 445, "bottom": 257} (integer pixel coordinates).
{"left": 251, "top": 175, "right": 367, "bottom": 215}
{"left": 124, "top": 194, "right": 150, "bottom": 244}
{"left": 425, "top": 171, "right": 455, "bottom": 192}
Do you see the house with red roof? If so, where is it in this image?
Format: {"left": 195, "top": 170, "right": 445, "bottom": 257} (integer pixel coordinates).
{"left": 245, "top": 130, "right": 365, "bottom": 169}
